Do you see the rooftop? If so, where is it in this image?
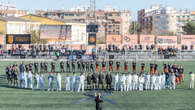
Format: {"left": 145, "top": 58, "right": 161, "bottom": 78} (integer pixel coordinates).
{"left": 0, "top": 16, "right": 31, "bottom": 22}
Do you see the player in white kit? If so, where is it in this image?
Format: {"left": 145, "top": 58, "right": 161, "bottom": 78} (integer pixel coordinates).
{"left": 56, "top": 73, "right": 62, "bottom": 91}
{"left": 114, "top": 72, "right": 119, "bottom": 91}
{"left": 139, "top": 74, "right": 144, "bottom": 91}
{"left": 126, "top": 72, "right": 132, "bottom": 91}
{"left": 71, "top": 72, "right": 77, "bottom": 92}
{"left": 33, "top": 73, "right": 39, "bottom": 90}
{"left": 78, "top": 73, "right": 85, "bottom": 92}
{"left": 145, "top": 72, "right": 150, "bottom": 90}
{"left": 132, "top": 73, "right": 138, "bottom": 91}
{"left": 39, "top": 73, "right": 45, "bottom": 91}
{"left": 120, "top": 73, "right": 126, "bottom": 91}
{"left": 150, "top": 73, "right": 156, "bottom": 90}
{"left": 170, "top": 70, "right": 175, "bottom": 90}
{"left": 65, "top": 74, "right": 71, "bottom": 91}
{"left": 27, "top": 70, "right": 33, "bottom": 89}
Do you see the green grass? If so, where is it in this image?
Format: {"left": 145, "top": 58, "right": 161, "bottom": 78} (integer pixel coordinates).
{"left": 0, "top": 60, "right": 195, "bottom": 110}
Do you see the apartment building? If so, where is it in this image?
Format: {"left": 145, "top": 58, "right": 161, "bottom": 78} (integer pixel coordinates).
{"left": 35, "top": 7, "right": 131, "bottom": 43}
{"left": 0, "top": 3, "right": 28, "bottom": 17}
{"left": 138, "top": 5, "right": 193, "bottom": 35}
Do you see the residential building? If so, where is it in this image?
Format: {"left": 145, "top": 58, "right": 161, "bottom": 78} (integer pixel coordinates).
{"left": 0, "top": 3, "right": 28, "bottom": 17}
{"left": 138, "top": 5, "right": 193, "bottom": 35}
{"left": 35, "top": 7, "right": 131, "bottom": 43}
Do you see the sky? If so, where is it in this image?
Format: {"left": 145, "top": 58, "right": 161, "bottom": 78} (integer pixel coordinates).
{"left": 3, "top": 0, "right": 195, "bottom": 20}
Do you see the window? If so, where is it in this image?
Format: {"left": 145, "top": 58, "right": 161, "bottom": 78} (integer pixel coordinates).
{"left": 109, "top": 13, "right": 112, "bottom": 16}
{"left": 116, "top": 31, "right": 120, "bottom": 35}
{"left": 116, "top": 25, "right": 120, "bottom": 29}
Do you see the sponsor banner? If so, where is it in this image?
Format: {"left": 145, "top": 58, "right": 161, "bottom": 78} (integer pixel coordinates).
{"left": 40, "top": 25, "right": 72, "bottom": 40}
{"left": 88, "top": 34, "right": 96, "bottom": 45}
{"left": 6, "top": 34, "right": 31, "bottom": 44}
{"left": 140, "top": 35, "right": 155, "bottom": 45}
{"left": 181, "top": 35, "right": 195, "bottom": 45}
{"left": 106, "top": 35, "right": 121, "bottom": 45}
{"left": 123, "top": 35, "right": 138, "bottom": 45}
{"left": 157, "top": 36, "right": 177, "bottom": 45}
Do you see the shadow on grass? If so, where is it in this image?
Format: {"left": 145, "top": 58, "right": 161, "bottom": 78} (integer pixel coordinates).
{"left": 0, "top": 84, "right": 35, "bottom": 91}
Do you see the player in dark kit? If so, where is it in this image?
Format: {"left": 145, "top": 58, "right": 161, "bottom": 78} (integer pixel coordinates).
{"left": 150, "top": 63, "right": 154, "bottom": 73}
{"left": 25, "top": 64, "right": 29, "bottom": 72}
{"left": 98, "top": 72, "right": 104, "bottom": 90}
{"left": 116, "top": 61, "right": 120, "bottom": 72}
{"left": 29, "top": 62, "right": 33, "bottom": 72}
{"left": 96, "top": 61, "right": 100, "bottom": 72}
{"left": 13, "top": 65, "right": 18, "bottom": 87}
{"left": 72, "top": 60, "right": 76, "bottom": 72}
{"left": 105, "top": 72, "right": 112, "bottom": 90}
{"left": 91, "top": 72, "right": 98, "bottom": 89}
{"left": 168, "top": 64, "right": 172, "bottom": 73}
{"left": 102, "top": 60, "right": 106, "bottom": 72}
{"left": 34, "top": 62, "right": 38, "bottom": 74}
{"left": 163, "top": 63, "right": 168, "bottom": 73}
{"left": 87, "top": 73, "right": 92, "bottom": 90}
{"left": 82, "top": 61, "right": 86, "bottom": 72}
{"left": 109, "top": 60, "right": 113, "bottom": 72}
{"left": 90, "top": 61, "right": 94, "bottom": 72}
{"left": 124, "top": 61, "right": 128, "bottom": 72}
{"left": 40, "top": 62, "right": 44, "bottom": 73}
{"left": 141, "top": 62, "right": 145, "bottom": 72}
{"left": 77, "top": 60, "right": 81, "bottom": 72}
{"left": 154, "top": 63, "right": 158, "bottom": 74}
{"left": 66, "top": 60, "right": 70, "bottom": 72}
{"left": 51, "top": 62, "right": 55, "bottom": 72}
{"left": 180, "top": 66, "right": 184, "bottom": 82}
{"left": 19, "top": 62, "right": 24, "bottom": 73}
{"left": 6, "top": 65, "right": 12, "bottom": 84}
{"left": 86, "top": 62, "right": 90, "bottom": 72}
{"left": 132, "top": 61, "right": 136, "bottom": 73}
{"left": 60, "top": 61, "right": 65, "bottom": 73}
{"left": 44, "top": 62, "right": 48, "bottom": 73}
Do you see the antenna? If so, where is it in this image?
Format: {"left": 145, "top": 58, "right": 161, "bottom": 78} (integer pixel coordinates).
{"left": 88, "top": 0, "right": 96, "bottom": 24}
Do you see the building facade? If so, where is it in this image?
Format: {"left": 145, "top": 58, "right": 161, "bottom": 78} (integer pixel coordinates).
{"left": 35, "top": 7, "right": 131, "bottom": 43}
{"left": 138, "top": 5, "right": 193, "bottom": 35}
{"left": 0, "top": 16, "right": 40, "bottom": 35}
{"left": 0, "top": 3, "right": 28, "bottom": 17}
{"left": 21, "top": 14, "right": 87, "bottom": 45}
{"left": 0, "top": 16, "right": 40, "bottom": 48}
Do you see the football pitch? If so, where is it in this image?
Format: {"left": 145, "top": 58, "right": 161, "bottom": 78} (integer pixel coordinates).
{"left": 0, "top": 60, "right": 195, "bottom": 110}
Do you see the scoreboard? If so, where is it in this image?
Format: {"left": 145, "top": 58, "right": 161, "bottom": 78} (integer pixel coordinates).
{"left": 6, "top": 34, "right": 31, "bottom": 44}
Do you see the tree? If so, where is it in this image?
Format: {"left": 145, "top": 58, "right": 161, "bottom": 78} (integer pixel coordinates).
{"left": 129, "top": 22, "right": 140, "bottom": 34}
{"left": 182, "top": 21, "right": 195, "bottom": 35}
{"left": 29, "top": 30, "right": 48, "bottom": 44}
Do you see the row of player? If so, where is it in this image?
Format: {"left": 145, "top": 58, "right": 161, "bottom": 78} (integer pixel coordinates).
{"left": 5, "top": 64, "right": 186, "bottom": 92}
{"left": 6, "top": 61, "right": 185, "bottom": 74}
{"left": 6, "top": 61, "right": 185, "bottom": 86}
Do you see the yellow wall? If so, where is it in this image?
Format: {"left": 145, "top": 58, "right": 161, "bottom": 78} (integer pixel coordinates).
{"left": 21, "top": 15, "right": 65, "bottom": 25}
{"left": 0, "top": 20, "right": 6, "bottom": 34}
